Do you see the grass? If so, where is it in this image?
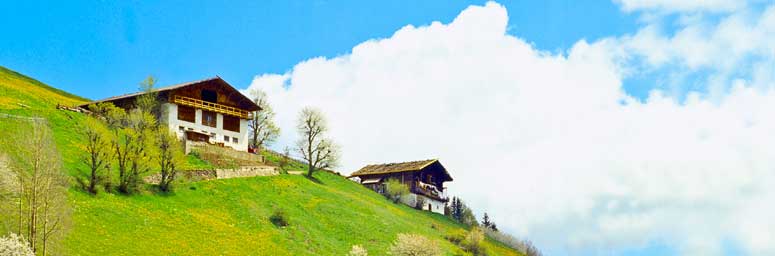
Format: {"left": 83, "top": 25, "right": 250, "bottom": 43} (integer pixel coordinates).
{"left": 65, "top": 172, "right": 520, "bottom": 255}
{"left": 0, "top": 66, "right": 523, "bottom": 255}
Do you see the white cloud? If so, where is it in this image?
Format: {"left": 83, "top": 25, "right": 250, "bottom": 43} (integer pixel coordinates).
{"left": 614, "top": 0, "right": 746, "bottom": 13}
{"left": 248, "top": 2, "right": 775, "bottom": 255}
{"left": 621, "top": 5, "right": 775, "bottom": 70}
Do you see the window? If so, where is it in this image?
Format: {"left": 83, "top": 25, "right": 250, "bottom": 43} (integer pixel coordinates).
{"left": 232, "top": 137, "right": 238, "bottom": 143}
{"left": 223, "top": 115, "right": 240, "bottom": 132}
{"left": 177, "top": 105, "right": 195, "bottom": 123}
{"left": 224, "top": 135, "right": 230, "bottom": 142}
{"left": 202, "top": 111, "right": 216, "bottom": 127}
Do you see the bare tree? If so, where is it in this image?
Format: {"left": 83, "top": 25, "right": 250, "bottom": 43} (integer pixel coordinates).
{"left": 80, "top": 116, "right": 112, "bottom": 194}
{"left": 155, "top": 128, "right": 184, "bottom": 192}
{"left": 248, "top": 88, "right": 280, "bottom": 153}
{"left": 295, "top": 107, "right": 340, "bottom": 178}
{"left": 4, "top": 120, "right": 69, "bottom": 254}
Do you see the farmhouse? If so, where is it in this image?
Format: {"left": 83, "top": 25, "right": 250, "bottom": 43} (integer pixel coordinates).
{"left": 80, "top": 77, "right": 260, "bottom": 151}
{"left": 349, "top": 159, "right": 453, "bottom": 214}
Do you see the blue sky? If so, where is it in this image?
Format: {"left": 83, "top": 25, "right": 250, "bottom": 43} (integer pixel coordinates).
{"left": 5, "top": 1, "right": 775, "bottom": 255}
{"left": 1, "top": 1, "right": 637, "bottom": 100}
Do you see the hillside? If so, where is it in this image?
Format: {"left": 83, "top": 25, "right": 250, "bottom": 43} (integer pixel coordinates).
{"left": 0, "top": 66, "right": 522, "bottom": 255}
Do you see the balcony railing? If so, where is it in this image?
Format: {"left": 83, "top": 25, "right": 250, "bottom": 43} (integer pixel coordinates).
{"left": 411, "top": 181, "right": 448, "bottom": 201}
{"left": 172, "top": 95, "right": 250, "bottom": 119}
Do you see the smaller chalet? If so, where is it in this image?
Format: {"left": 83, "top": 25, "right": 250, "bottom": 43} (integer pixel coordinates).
{"left": 349, "top": 159, "right": 453, "bottom": 214}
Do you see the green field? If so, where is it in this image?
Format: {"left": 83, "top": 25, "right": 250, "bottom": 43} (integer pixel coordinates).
{"left": 0, "top": 66, "right": 521, "bottom": 255}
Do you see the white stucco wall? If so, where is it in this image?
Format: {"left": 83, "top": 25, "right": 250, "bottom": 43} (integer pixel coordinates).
{"left": 162, "top": 103, "right": 249, "bottom": 151}
{"left": 399, "top": 193, "right": 447, "bottom": 214}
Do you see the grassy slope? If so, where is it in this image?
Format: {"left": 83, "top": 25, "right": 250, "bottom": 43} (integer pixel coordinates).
{"left": 0, "top": 66, "right": 521, "bottom": 255}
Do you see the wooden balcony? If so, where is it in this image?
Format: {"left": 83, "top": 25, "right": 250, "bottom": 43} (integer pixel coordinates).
{"left": 411, "top": 181, "right": 448, "bottom": 201}
{"left": 172, "top": 95, "right": 250, "bottom": 119}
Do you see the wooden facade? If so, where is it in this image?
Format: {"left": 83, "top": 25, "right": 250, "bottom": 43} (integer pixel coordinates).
{"left": 80, "top": 77, "right": 260, "bottom": 116}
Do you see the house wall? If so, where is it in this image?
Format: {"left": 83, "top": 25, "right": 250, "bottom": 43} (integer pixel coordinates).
{"left": 399, "top": 193, "right": 446, "bottom": 214}
{"left": 162, "top": 103, "right": 249, "bottom": 151}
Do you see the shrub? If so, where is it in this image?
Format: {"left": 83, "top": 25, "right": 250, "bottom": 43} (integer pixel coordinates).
{"left": 446, "top": 228, "right": 488, "bottom": 256}
{"left": 384, "top": 179, "right": 409, "bottom": 203}
{"left": 348, "top": 244, "right": 368, "bottom": 256}
{"left": 388, "top": 233, "right": 441, "bottom": 256}
{"left": 444, "top": 229, "right": 466, "bottom": 245}
{"left": 461, "top": 227, "right": 487, "bottom": 255}
{"left": 269, "top": 208, "right": 289, "bottom": 227}
{"left": 0, "top": 233, "right": 34, "bottom": 256}
{"left": 481, "top": 228, "right": 542, "bottom": 256}
{"left": 522, "top": 240, "right": 542, "bottom": 256}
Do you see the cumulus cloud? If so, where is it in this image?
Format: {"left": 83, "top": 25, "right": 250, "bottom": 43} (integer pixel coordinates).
{"left": 247, "top": 2, "right": 775, "bottom": 255}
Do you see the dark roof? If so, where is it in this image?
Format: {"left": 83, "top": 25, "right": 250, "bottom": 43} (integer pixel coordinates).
{"left": 349, "top": 159, "right": 453, "bottom": 181}
{"left": 79, "top": 77, "right": 260, "bottom": 111}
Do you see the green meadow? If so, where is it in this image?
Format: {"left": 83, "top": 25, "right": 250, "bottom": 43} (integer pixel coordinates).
{"left": 0, "top": 66, "right": 521, "bottom": 255}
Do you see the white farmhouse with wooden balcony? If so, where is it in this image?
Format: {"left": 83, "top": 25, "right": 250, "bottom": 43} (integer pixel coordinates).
{"left": 80, "top": 77, "right": 260, "bottom": 152}
{"left": 348, "top": 159, "right": 453, "bottom": 214}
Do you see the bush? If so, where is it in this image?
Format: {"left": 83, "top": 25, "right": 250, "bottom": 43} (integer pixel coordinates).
{"left": 481, "top": 228, "right": 542, "bottom": 256}
{"left": 446, "top": 228, "right": 488, "bottom": 256}
{"left": 384, "top": 179, "right": 409, "bottom": 203}
{"left": 269, "top": 208, "right": 289, "bottom": 227}
{"left": 444, "top": 229, "right": 466, "bottom": 245}
{"left": 461, "top": 227, "right": 487, "bottom": 255}
{"left": 388, "top": 233, "right": 441, "bottom": 256}
{"left": 348, "top": 244, "right": 368, "bottom": 256}
{"left": 0, "top": 233, "right": 34, "bottom": 256}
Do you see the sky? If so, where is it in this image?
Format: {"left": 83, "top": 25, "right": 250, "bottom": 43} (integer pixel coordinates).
{"left": 3, "top": 1, "right": 775, "bottom": 255}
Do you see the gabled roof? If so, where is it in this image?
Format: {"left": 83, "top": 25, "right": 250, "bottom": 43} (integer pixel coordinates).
{"left": 349, "top": 159, "right": 453, "bottom": 181}
{"left": 79, "top": 77, "right": 261, "bottom": 111}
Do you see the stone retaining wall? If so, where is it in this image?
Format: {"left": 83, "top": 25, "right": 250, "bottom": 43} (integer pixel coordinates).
{"left": 144, "top": 165, "right": 278, "bottom": 184}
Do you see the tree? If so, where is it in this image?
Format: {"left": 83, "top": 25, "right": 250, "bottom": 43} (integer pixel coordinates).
{"left": 155, "top": 128, "right": 184, "bottom": 192}
{"left": 4, "top": 120, "right": 69, "bottom": 255}
{"left": 295, "top": 107, "right": 340, "bottom": 177}
{"left": 93, "top": 101, "right": 155, "bottom": 194}
{"left": 248, "top": 88, "right": 280, "bottom": 153}
{"left": 481, "top": 212, "right": 494, "bottom": 230}
{"left": 91, "top": 102, "right": 133, "bottom": 193}
{"left": 124, "top": 109, "right": 156, "bottom": 193}
{"left": 0, "top": 233, "right": 34, "bottom": 256}
{"left": 136, "top": 75, "right": 159, "bottom": 117}
{"left": 449, "top": 197, "right": 477, "bottom": 227}
{"left": 523, "top": 240, "right": 543, "bottom": 256}
{"left": 450, "top": 197, "right": 463, "bottom": 222}
{"left": 80, "top": 116, "right": 113, "bottom": 194}
{"left": 461, "top": 205, "right": 477, "bottom": 227}
{"left": 388, "top": 233, "right": 442, "bottom": 256}
{"left": 385, "top": 178, "right": 409, "bottom": 203}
